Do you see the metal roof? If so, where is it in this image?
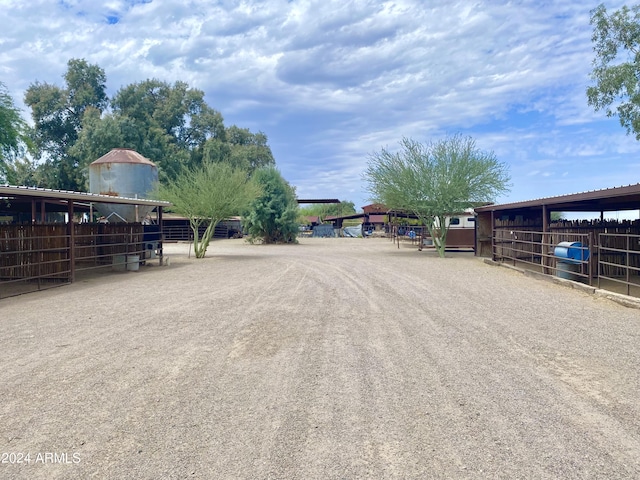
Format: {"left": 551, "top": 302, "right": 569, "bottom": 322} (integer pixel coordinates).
{"left": 475, "top": 183, "right": 640, "bottom": 213}
{"left": 91, "top": 148, "right": 156, "bottom": 166}
{"left": 325, "top": 213, "right": 366, "bottom": 221}
{"left": 297, "top": 199, "right": 341, "bottom": 204}
{"left": 0, "top": 185, "right": 171, "bottom": 207}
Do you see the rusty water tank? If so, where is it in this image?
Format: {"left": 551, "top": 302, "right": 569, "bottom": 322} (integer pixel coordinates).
{"left": 89, "top": 148, "right": 159, "bottom": 222}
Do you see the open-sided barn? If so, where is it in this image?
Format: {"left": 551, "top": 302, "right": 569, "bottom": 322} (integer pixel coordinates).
{"left": 0, "top": 185, "right": 170, "bottom": 299}
{"left": 475, "top": 183, "right": 640, "bottom": 297}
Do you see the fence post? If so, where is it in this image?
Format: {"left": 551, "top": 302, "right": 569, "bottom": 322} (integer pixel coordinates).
{"left": 597, "top": 233, "right": 601, "bottom": 290}
{"left": 542, "top": 205, "right": 549, "bottom": 275}
{"left": 627, "top": 235, "right": 631, "bottom": 296}
{"left": 587, "top": 232, "right": 594, "bottom": 286}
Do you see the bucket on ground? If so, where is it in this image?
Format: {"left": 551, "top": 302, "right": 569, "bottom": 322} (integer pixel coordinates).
{"left": 126, "top": 255, "right": 140, "bottom": 271}
{"left": 112, "top": 255, "right": 127, "bottom": 271}
{"left": 556, "top": 261, "right": 581, "bottom": 281}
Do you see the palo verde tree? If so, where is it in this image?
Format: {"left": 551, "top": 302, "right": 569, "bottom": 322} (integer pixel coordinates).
{"left": 587, "top": 4, "right": 640, "bottom": 138}
{"left": 156, "top": 161, "right": 260, "bottom": 258}
{"left": 364, "top": 135, "right": 510, "bottom": 257}
{"left": 244, "top": 166, "right": 299, "bottom": 244}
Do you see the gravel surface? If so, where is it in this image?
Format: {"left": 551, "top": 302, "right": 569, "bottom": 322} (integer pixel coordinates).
{"left": 1, "top": 237, "right": 639, "bottom": 479}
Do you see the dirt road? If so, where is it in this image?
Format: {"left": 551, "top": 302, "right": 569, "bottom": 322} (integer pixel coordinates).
{"left": 1, "top": 238, "right": 639, "bottom": 479}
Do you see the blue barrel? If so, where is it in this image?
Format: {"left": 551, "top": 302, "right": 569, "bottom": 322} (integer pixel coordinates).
{"left": 554, "top": 241, "right": 589, "bottom": 264}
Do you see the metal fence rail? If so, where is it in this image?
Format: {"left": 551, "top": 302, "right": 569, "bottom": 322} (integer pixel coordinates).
{"left": 0, "top": 225, "right": 71, "bottom": 297}
{"left": 163, "top": 223, "right": 233, "bottom": 242}
{"left": 74, "top": 224, "right": 145, "bottom": 273}
{"left": 492, "top": 229, "right": 592, "bottom": 284}
{"left": 0, "top": 223, "right": 154, "bottom": 299}
{"left": 598, "top": 233, "right": 640, "bottom": 296}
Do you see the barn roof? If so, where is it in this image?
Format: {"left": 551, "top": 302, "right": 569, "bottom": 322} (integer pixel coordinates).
{"left": 297, "top": 199, "right": 341, "bottom": 204}
{"left": 0, "top": 185, "right": 170, "bottom": 207}
{"left": 475, "top": 183, "right": 640, "bottom": 213}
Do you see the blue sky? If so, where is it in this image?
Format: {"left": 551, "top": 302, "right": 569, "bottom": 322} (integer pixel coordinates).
{"left": 1, "top": 0, "right": 639, "bottom": 211}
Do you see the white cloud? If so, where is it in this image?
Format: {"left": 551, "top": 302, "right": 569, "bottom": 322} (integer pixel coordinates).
{"left": 1, "top": 0, "right": 639, "bottom": 209}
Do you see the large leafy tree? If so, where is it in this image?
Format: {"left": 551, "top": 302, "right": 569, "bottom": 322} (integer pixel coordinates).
{"left": 111, "top": 79, "right": 225, "bottom": 179}
{"left": 112, "top": 79, "right": 225, "bottom": 147}
{"left": 70, "top": 107, "right": 188, "bottom": 186}
{"left": 225, "top": 126, "right": 275, "bottom": 174}
{"left": 156, "top": 161, "right": 260, "bottom": 258}
{"left": 199, "top": 126, "right": 275, "bottom": 176}
{"left": 587, "top": 4, "right": 640, "bottom": 138}
{"left": 244, "top": 167, "right": 299, "bottom": 244}
{"left": 24, "top": 58, "right": 108, "bottom": 190}
{"left": 22, "top": 60, "right": 277, "bottom": 191}
{"left": 364, "top": 135, "right": 510, "bottom": 257}
{"left": 0, "top": 82, "right": 30, "bottom": 183}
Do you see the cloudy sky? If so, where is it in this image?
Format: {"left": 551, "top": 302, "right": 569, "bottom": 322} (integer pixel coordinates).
{"left": 1, "top": 0, "right": 638, "bottom": 210}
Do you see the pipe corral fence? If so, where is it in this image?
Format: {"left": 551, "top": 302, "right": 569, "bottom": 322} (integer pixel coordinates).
{"left": 488, "top": 220, "right": 640, "bottom": 298}
{"left": 474, "top": 184, "right": 640, "bottom": 298}
{"left": 0, "top": 223, "right": 162, "bottom": 299}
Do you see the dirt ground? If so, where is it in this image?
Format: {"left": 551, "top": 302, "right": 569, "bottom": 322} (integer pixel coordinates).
{"left": 1, "top": 237, "right": 640, "bottom": 479}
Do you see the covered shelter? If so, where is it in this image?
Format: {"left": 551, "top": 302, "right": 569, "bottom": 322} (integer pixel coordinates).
{"left": 0, "top": 185, "right": 170, "bottom": 298}
{"left": 296, "top": 199, "right": 341, "bottom": 204}
{"left": 475, "top": 183, "right": 640, "bottom": 297}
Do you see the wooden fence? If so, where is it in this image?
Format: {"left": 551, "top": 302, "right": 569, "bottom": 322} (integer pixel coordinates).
{"left": 0, "top": 223, "right": 149, "bottom": 299}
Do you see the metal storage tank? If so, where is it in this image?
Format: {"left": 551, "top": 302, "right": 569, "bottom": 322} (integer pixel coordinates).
{"left": 89, "top": 148, "right": 159, "bottom": 223}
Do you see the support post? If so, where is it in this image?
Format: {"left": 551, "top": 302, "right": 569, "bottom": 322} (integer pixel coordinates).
{"left": 542, "top": 205, "right": 550, "bottom": 275}
{"left": 68, "top": 201, "right": 75, "bottom": 283}
{"left": 158, "top": 206, "right": 164, "bottom": 266}
{"left": 491, "top": 210, "right": 495, "bottom": 261}
{"left": 588, "top": 231, "right": 595, "bottom": 286}
{"left": 627, "top": 235, "right": 631, "bottom": 297}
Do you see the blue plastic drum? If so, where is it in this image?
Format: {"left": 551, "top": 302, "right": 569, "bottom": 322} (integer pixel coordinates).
{"left": 554, "top": 241, "right": 589, "bottom": 264}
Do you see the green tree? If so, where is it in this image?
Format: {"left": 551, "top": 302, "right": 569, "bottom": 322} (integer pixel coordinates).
{"left": 111, "top": 79, "right": 225, "bottom": 178}
{"left": 112, "top": 79, "right": 224, "bottom": 147}
{"left": 225, "top": 126, "right": 275, "bottom": 174}
{"left": 69, "top": 108, "right": 187, "bottom": 187}
{"left": 0, "top": 82, "right": 30, "bottom": 182}
{"left": 5, "top": 158, "right": 39, "bottom": 187}
{"left": 22, "top": 60, "right": 277, "bottom": 190}
{"left": 244, "top": 167, "right": 299, "bottom": 244}
{"left": 24, "top": 58, "right": 108, "bottom": 190}
{"left": 587, "top": 4, "right": 640, "bottom": 138}
{"left": 156, "top": 162, "right": 260, "bottom": 258}
{"left": 364, "top": 135, "right": 510, "bottom": 257}
{"left": 299, "top": 200, "right": 356, "bottom": 220}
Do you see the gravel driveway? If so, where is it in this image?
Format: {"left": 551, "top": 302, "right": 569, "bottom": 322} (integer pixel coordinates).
{"left": 1, "top": 238, "right": 639, "bottom": 479}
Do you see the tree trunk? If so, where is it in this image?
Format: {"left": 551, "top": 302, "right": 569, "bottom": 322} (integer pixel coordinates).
{"left": 193, "top": 220, "right": 219, "bottom": 258}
